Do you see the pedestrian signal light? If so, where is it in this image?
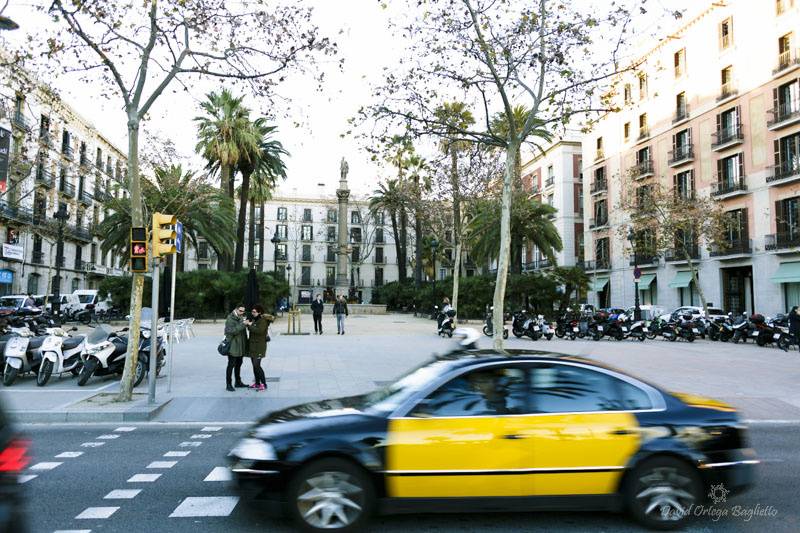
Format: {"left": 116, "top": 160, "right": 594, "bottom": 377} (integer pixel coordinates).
{"left": 130, "top": 226, "right": 148, "bottom": 273}
{"left": 152, "top": 213, "right": 177, "bottom": 256}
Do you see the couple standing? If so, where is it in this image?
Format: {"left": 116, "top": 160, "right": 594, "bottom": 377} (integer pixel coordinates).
{"left": 310, "top": 294, "right": 349, "bottom": 335}
{"left": 223, "top": 304, "right": 274, "bottom": 392}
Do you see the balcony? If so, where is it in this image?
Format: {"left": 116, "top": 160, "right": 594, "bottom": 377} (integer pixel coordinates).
{"left": 673, "top": 188, "right": 696, "bottom": 201}
{"left": 768, "top": 101, "right": 800, "bottom": 130}
{"left": 78, "top": 190, "right": 93, "bottom": 205}
{"left": 544, "top": 177, "right": 555, "bottom": 188}
{"left": 629, "top": 254, "right": 659, "bottom": 267}
{"left": 31, "top": 251, "right": 45, "bottom": 265}
{"left": 711, "top": 176, "right": 748, "bottom": 199}
{"left": 39, "top": 132, "right": 53, "bottom": 148}
{"left": 524, "top": 258, "right": 552, "bottom": 271}
{"left": 773, "top": 49, "right": 800, "bottom": 76}
{"left": 35, "top": 168, "right": 54, "bottom": 188}
{"left": 668, "top": 144, "right": 694, "bottom": 167}
{"left": 581, "top": 259, "right": 610, "bottom": 271}
{"left": 62, "top": 145, "right": 73, "bottom": 160}
{"left": 589, "top": 217, "right": 609, "bottom": 230}
{"left": 94, "top": 190, "right": 111, "bottom": 202}
{"left": 672, "top": 105, "right": 690, "bottom": 125}
{"left": 717, "top": 81, "right": 739, "bottom": 103}
{"left": 710, "top": 239, "right": 752, "bottom": 258}
{"left": 68, "top": 225, "right": 93, "bottom": 242}
{"left": 11, "top": 113, "right": 28, "bottom": 131}
{"left": 594, "top": 149, "right": 605, "bottom": 162}
{"left": 374, "top": 257, "right": 385, "bottom": 265}
{"left": 79, "top": 156, "right": 91, "bottom": 170}
{"left": 59, "top": 181, "right": 76, "bottom": 198}
{"left": 767, "top": 160, "right": 800, "bottom": 185}
{"left": 665, "top": 245, "right": 700, "bottom": 262}
{"left": 637, "top": 127, "right": 650, "bottom": 141}
{"left": 590, "top": 180, "right": 607, "bottom": 195}
{"left": 711, "top": 124, "right": 744, "bottom": 151}
{"left": 0, "top": 201, "right": 34, "bottom": 224}
{"left": 630, "top": 159, "right": 654, "bottom": 179}
{"left": 765, "top": 232, "right": 800, "bottom": 252}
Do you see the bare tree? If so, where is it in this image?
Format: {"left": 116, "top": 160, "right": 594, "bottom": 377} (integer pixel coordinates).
{"left": 17, "top": 0, "right": 335, "bottom": 401}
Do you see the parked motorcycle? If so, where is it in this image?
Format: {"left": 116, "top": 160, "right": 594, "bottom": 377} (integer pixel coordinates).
{"left": 482, "top": 306, "right": 508, "bottom": 339}
{"left": 37, "top": 326, "right": 84, "bottom": 386}
{"left": 435, "top": 306, "right": 457, "bottom": 338}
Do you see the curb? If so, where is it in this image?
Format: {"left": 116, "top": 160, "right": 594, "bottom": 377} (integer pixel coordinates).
{"left": 8, "top": 398, "right": 172, "bottom": 424}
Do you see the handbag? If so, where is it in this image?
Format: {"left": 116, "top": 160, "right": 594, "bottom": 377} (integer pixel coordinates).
{"left": 217, "top": 337, "right": 231, "bottom": 356}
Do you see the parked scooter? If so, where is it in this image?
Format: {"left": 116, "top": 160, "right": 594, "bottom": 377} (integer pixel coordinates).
{"left": 435, "top": 306, "right": 457, "bottom": 338}
{"left": 37, "top": 326, "right": 84, "bottom": 386}
{"left": 482, "top": 306, "right": 508, "bottom": 339}
{"left": 534, "top": 315, "right": 554, "bottom": 341}
{"left": 3, "top": 330, "right": 43, "bottom": 386}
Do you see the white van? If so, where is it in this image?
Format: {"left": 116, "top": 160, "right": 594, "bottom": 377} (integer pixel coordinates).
{"left": 72, "top": 289, "right": 111, "bottom": 312}
{"left": 34, "top": 294, "right": 82, "bottom": 316}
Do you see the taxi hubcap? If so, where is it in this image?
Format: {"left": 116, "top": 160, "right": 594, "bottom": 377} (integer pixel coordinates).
{"left": 636, "top": 466, "right": 696, "bottom": 521}
{"left": 297, "top": 471, "right": 364, "bottom": 528}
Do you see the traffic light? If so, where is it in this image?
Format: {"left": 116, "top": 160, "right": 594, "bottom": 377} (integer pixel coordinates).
{"left": 130, "top": 227, "right": 148, "bottom": 273}
{"left": 152, "top": 212, "right": 177, "bottom": 256}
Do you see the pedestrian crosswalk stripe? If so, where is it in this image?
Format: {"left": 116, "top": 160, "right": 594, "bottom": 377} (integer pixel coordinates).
{"left": 104, "top": 489, "right": 141, "bottom": 500}
{"left": 53, "top": 530, "right": 92, "bottom": 533}
{"left": 204, "top": 467, "right": 232, "bottom": 482}
{"left": 18, "top": 474, "right": 37, "bottom": 483}
{"left": 114, "top": 427, "right": 136, "bottom": 432}
{"left": 190, "top": 434, "right": 212, "bottom": 439}
{"left": 56, "top": 452, "right": 84, "bottom": 458}
{"left": 164, "top": 451, "right": 190, "bottom": 457}
{"left": 76, "top": 507, "right": 119, "bottom": 519}
{"left": 127, "top": 473, "right": 161, "bottom": 483}
{"left": 201, "top": 426, "right": 222, "bottom": 432}
{"left": 81, "top": 442, "right": 105, "bottom": 448}
{"left": 179, "top": 441, "right": 202, "bottom": 447}
{"left": 147, "top": 461, "right": 177, "bottom": 469}
{"left": 30, "top": 462, "right": 62, "bottom": 471}
{"left": 169, "top": 496, "right": 239, "bottom": 518}
{"left": 97, "top": 434, "right": 120, "bottom": 440}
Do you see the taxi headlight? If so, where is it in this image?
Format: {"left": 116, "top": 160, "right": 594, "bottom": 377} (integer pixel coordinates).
{"left": 229, "top": 438, "right": 277, "bottom": 461}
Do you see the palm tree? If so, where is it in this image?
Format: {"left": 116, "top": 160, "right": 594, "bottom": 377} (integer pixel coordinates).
{"left": 233, "top": 120, "right": 288, "bottom": 272}
{"left": 248, "top": 174, "right": 273, "bottom": 271}
{"left": 370, "top": 179, "right": 408, "bottom": 282}
{"left": 468, "top": 192, "right": 562, "bottom": 274}
{"left": 405, "top": 153, "right": 428, "bottom": 287}
{"left": 97, "top": 165, "right": 236, "bottom": 271}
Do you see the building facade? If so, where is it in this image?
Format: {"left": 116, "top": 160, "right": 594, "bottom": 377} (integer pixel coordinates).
{"left": 582, "top": 0, "right": 800, "bottom": 316}
{"left": 0, "top": 63, "right": 127, "bottom": 297}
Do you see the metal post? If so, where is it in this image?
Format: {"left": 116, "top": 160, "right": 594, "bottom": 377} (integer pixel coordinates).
{"left": 167, "top": 252, "right": 177, "bottom": 393}
{"left": 148, "top": 258, "right": 160, "bottom": 404}
{"left": 53, "top": 222, "right": 63, "bottom": 315}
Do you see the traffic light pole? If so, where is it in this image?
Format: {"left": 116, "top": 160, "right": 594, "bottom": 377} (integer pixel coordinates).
{"left": 148, "top": 257, "right": 160, "bottom": 404}
{"left": 167, "top": 252, "right": 177, "bottom": 394}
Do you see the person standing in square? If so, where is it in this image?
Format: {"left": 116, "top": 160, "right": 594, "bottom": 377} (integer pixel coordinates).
{"left": 311, "top": 294, "right": 324, "bottom": 334}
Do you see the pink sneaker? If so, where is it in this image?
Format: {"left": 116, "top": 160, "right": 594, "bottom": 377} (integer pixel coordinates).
{"left": 258, "top": 384, "right": 266, "bottom": 392}
{"left": 248, "top": 383, "right": 259, "bottom": 390}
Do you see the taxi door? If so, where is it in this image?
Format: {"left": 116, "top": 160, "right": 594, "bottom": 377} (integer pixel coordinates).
{"left": 385, "top": 364, "right": 531, "bottom": 498}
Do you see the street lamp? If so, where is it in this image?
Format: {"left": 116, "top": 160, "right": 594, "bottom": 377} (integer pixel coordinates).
{"left": 286, "top": 264, "right": 292, "bottom": 308}
{"left": 627, "top": 227, "right": 641, "bottom": 321}
{"left": 430, "top": 237, "right": 439, "bottom": 300}
{"left": 52, "top": 204, "right": 69, "bottom": 316}
{"left": 270, "top": 229, "right": 282, "bottom": 276}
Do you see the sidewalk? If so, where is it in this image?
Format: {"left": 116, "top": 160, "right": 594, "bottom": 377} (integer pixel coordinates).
{"left": 2, "top": 313, "right": 800, "bottom": 423}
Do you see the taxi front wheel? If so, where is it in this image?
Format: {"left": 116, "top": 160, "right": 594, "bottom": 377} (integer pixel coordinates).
{"left": 625, "top": 456, "right": 702, "bottom": 530}
{"left": 288, "top": 458, "right": 375, "bottom": 532}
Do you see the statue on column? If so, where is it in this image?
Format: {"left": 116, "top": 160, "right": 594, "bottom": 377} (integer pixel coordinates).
{"left": 340, "top": 157, "right": 349, "bottom": 182}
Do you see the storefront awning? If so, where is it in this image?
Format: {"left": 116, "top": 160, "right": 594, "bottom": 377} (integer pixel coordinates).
{"left": 770, "top": 261, "right": 800, "bottom": 284}
{"left": 637, "top": 273, "right": 656, "bottom": 287}
{"left": 589, "top": 276, "right": 610, "bottom": 292}
{"left": 668, "top": 271, "right": 693, "bottom": 288}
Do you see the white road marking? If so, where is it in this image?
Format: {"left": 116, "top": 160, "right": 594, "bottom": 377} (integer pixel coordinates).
{"left": 76, "top": 506, "right": 119, "bottom": 519}
{"left": 169, "top": 496, "right": 240, "bottom": 518}
{"left": 56, "top": 451, "right": 84, "bottom": 458}
{"left": 164, "top": 451, "right": 190, "bottom": 457}
{"left": 201, "top": 426, "right": 222, "bottom": 432}
{"left": 127, "top": 473, "right": 161, "bottom": 483}
{"left": 18, "top": 474, "right": 37, "bottom": 483}
{"left": 30, "top": 462, "right": 62, "bottom": 471}
{"left": 53, "top": 530, "right": 92, "bottom": 533}
{"left": 114, "top": 427, "right": 136, "bottom": 432}
{"left": 81, "top": 442, "right": 105, "bottom": 448}
{"left": 204, "top": 467, "right": 232, "bottom": 482}
{"left": 104, "top": 489, "right": 141, "bottom": 499}
{"left": 190, "top": 434, "right": 212, "bottom": 439}
{"left": 147, "top": 461, "right": 177, "bottom": 469}
{"left": 97, "top": 434, "right": 120, "bottom": 440}
{"left": 179, "top": 441, "right": 202, "bottom": 447}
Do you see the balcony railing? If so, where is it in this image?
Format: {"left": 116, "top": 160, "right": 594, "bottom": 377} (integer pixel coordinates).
{"left": 39, "top": 132, "right": 53, "bottom": 147}
{"left": 665, "top": 245, "right": 700, "bottom": 261}
{"left": 31, "top": 251, "right": 45, "bottom": 265}
{"left": 672, "top": 105, "right": 690, "bottom": 124}
{"left": 79, "top": 155, "right": 91, "bottom": 169}
{"left": 768, "top": 101, "right": 800, "bottom": 128}
{"left": 710, "top": 238, "right": 752, "bottom": 257}
{"left": 524, "top": 259, "right": 552, "bottom": 271}
{"left": 673, "top": 188, "right": 696, "bottom": 201}
{"left": 78, "top": 190, "right": 92, "bottom": 205}
{"left": 62, "top": 145, "right": 73, "bottom": 160}
{"left": 765, "top": 232, "right": 800, "bottom": 251}
{"left": 35, "top": 168, "right": 54, "bottom": 187}
{"left": 590, "top": 180, "right": 607, "bottom": 194}
{"left": 0, "top": 201, "right": 34, "bottom": 224}
{"left": 711, "top": 124, "right": 744, "bottom": 149}
{"left": 59, "top": 181, "right": 76, "bottom": 198}
{"left": 11, "top": 113, "right": 28, "bottom": 131}
{"left": 717, "top": 81, "right": 738, "bottom": 102}
{"left": 767, "top": 160, "right": 800, "bottom": 184}
{"left": 589, "top": 217, "right": 609, "bottom": 229}
{"left": 545, "top": 177, "right": 555, "bottom": 188}
{"left": 93, "top": 190, "right": 111, "bottom": 202}
{"left": 668, "top": 144, "right": 694, "bottom": 166}
{"left": 711, "top": 176, "right": 748, "bottom": 197}
{"left": 774, "top": 49, "right": 800, "bottom": 75}
{"left": 629, "top": 254, "right": 659, "bottom": 266}
{"left": 630, "top": 159, "right": 654, "bottom": 178}
{"left": 68, "top": 225, "right": 93, "bottom": 242}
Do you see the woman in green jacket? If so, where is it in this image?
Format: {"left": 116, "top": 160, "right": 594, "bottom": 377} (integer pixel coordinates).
{"left": 224, "top": 304, "right": 249, "bottom": 391}
{"left": 247, "top": 304, "right": 275, "bottom": 391}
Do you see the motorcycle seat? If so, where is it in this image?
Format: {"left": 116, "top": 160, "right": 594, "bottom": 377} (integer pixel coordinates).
{"left": 62, "top": 336, "right": 84, "bottom": 350}
{"left": 27, "top": 337, "right": 46, "bottom": 349}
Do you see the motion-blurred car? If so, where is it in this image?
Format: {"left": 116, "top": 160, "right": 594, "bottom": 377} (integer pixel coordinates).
{"left": 625, "top": 305, "right": 666, "bottom": 321}
{"left": 229, "top": 349, "right": 757, "bottom": 531}
{"left": 0, "top": 396, "right": 30, "bottom": 531}
{"left": 0, "top": 296, "right": 38, "bottom": 317}
{"left": 659, "top": 306, "right": 727, "bottom": 322}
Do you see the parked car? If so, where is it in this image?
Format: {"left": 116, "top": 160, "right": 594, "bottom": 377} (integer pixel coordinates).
{"left": 72, "top": 290, "right": 111, "bottom": 312}
{"left": 0, "top": 295, "right": 38, "bottom": 317}
{"left": 230, "top": 348, "right": 757, "bottom": 531}
{"left": 34, "top": 294, "right": 82, "bottom": 316}
{"left": 624, "top": 305, "right": 666, "bottom": 321}
{"left": 659, "top": 306, "right": 727, "bottom": 322}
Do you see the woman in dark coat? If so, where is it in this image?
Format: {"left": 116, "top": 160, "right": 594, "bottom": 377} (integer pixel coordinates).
{"left": 247, "top": 304, "right": 275, "bottom": 391}
{"left": 788, "top": 306, "right": 800, "bottom": 347}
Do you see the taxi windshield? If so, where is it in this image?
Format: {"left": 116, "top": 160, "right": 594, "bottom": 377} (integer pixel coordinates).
{"left": 362, "top": 359, "right": 456, "bottom": 415}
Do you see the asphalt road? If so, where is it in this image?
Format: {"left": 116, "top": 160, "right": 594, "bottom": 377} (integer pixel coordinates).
{"left": 17, "top": 422, "right": 800, "bottom": 533}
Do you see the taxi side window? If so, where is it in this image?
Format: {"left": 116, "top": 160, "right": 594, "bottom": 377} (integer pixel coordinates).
{"left": 530, "top": 364, "right": 650, "bottom": 413}
{"left": 410, "top": 366, "right": 528, "bottom": 417}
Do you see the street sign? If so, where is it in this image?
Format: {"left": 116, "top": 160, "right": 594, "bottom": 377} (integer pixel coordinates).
{"left": 633, "top": 266, "right": 642, "bottom": 281}
{"left": 175, "top": 221, "right": 183, "bottom": 254}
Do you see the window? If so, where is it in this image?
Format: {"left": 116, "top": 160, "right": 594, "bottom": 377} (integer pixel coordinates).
{"left": 595, "top": 137, "right": 604, "bottom": 160}
{"left": 723, "top": 209, "right": 749, "bottom": 246}
{"left": 530, "top": 364, "right": 651, "bottom": 413}
{"left": 593, "top": 200, "right": 608, "bottom": 226}
{"left": 720, "top": 66, "right": 734, "bottom": 97}
{"left": 673, "top": 48, "right": 686, "bottom": 78}
{"left": 71, "top": 278, "right": 80, "bottom": 292}
{"left": 409, "top": 366, "right": 528, "bottom": 417}
{"left": 277, "top": 207, "right": 287, "bottom": 221}
{"left": 636, "top": 185, "right": 653, "bottom": 209}
{"left": 351, "top": 210, "right": 362, "bottom": 224}
{"left": 74, "top": 245, "right": 83, "bottom": 270}
{"left": 623, "top": 122, "right": 631, "bottom": 142}
{"left": 375, "top": 247, "right": 384, "bottom": 264}
{"left": 349, "top": 227, "right": 362, "bottom": 243}
{"left": 672, "top": 128, "right": 693, "bottom": 161}
{"left": 61, "top": 130, "right": 71, "bottom": 155}
{"left": 638, "top": 113, "right": 648, "bottom": 138}
{"left": 351, "top": 246, "right": 360, "bottom": 263}
{"left": 276, "top": 224, "right": 288, "bottom": 239}
{"left": 198, "top": 241, "right": 209, "bottom": 260}
{"left": 26, "top": 274, "right": 40, "bottom": 295}
{"left": 777, "top": 0, "right": 795, "bottom": 15}
{"left": 301, "top": 266, "right": 311, "bottom": 286}
{"left": 775, "top": 196, "right": 800, "bottom": 243}
{"left": 91, "top": 243, "right": 97, "bottom": 264}
{"left": 39, "top": 115, "right": 50, "bottom": 140}
{"left": 774, "top": 131, "right": 800, "bottom": 176}
{"left": 596, "top": 237, "right": 610, "bottom": 265}
{"left": 301, "top": 225, "right": 313, "bottom": 241}
{"left": 374, "top": 210, "right": 385, "bottom": 225}
{"left": 675, "top": 92, "right": 688, "bottom": 121}
{"left": 326, "top": 226, "right": 336, "bottom": 242}
{"left": 717, "top": 153, "right": 744, "bottom": 186}
{"left": 623, "top": 83, "right": 632, "bottom": 104}
{"left": 326, "top": 246, "right": 336, "bottom": 262}
{"left": 773, "top": 79, "right": 800, "bottom": 123}
{"left": 376, "top": 228, "right": 384, "bottom": 244}
{"left": 546, "top": 165, "right": 554, "bottom": 187}
{"left": 276, "top": 243, "right": 288, "bottom": 261}
{"left": 638, "top": 72, "right": 648, "bottom": 100}
{"left": 326, "top": 266, "right": 336, "bottom": 286}
{"left": 778, "top": 33, "right": 795, "bottom": 70}
{"left": 719, "top": 18, "right": 732, "bottom": 49}
{"left": 674, "top": 170, "right": 695, "bottom": 199}
{"left": 302, "top": 244, "right": 312, "bottom": 262}
{"left": 303, "top": 208, "right": 312, "bottom": 222}
{"left": 375, "top": 267, "right": 384, "bottom": 287}
{"left": 327, "top": 209, "right": 337, "bottom": 223}
{"left": 715, "top": 106, "right": 741, "bottom": 146}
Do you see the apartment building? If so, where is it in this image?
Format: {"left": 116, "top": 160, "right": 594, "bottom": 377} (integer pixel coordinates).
{"left": 0, "top": 63, "right": 127, "bottom": 297}
{"left": 521, "top": 133, "right": 584, "bottom": 270}
{"left": 582, "top": 0, "right": 800, "bottom": 315}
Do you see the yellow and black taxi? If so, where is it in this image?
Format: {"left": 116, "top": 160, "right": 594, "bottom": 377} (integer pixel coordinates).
{"left": 229, "top": 349, "right": 757, "bottom": 531}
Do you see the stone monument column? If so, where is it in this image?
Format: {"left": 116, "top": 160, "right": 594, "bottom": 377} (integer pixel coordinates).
{"left": 335, "top": 158, "right": 350, "bottom": 296}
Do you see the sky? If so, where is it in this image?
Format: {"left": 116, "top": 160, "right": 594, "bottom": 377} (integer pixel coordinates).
{"left": 2, "top": 0, "right": 697, "bottom": 199}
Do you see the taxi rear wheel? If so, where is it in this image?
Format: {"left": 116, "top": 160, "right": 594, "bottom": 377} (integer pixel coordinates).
{"left": 626, "top": 456, "right": 702, "bottom": 530}
{"left": 288, "top": 458, "right": 374, "bottom": 532}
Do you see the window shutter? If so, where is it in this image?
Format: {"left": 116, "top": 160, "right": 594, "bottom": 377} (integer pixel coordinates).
{"left": 741, "top": 208, "right": 749, "bottom": 241}
{"left": 672, "top": 133, "right": 677, "bottom": 152}
{"left": 776, "top": 200, "right": 786, "bottom": 235}
{"left": 690, "top": 169, "right": 695, "bottom": 192}
{"left": 737, "top": 153, "right": 745, "bottom": 180}
{"left": 717, "top": 158, "right": 723, "bottom": 181}
{"left": 774, "top": 87, "right": 780, "bottom": 112}
{"left": 775, "top": 139, "right": 781, "bottom": 166}
{"left": 687, "top": 128, "right": 692, "bottom": 145}
{"left": 735, "top": 104, "right": 741, "bottom": 126}
{"left": 715, "top": 113, "right": 721, "bottom": 134}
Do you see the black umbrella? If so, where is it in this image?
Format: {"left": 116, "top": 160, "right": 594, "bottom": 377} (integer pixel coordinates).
{"left": 244, "top": 268, "right": 260, "bottom": 311}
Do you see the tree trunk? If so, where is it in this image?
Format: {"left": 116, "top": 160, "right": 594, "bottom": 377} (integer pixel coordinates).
{"left": 399, "top": 206, "right": 408, "bottom": 282}
{"left": 233, "top": 169, "right": 251, "bottom": 272}
{"left": 389, "top": 211, "right": 404, "bottom": 282}
{"left": 258, "top": 204, "right": 265, "bottom": 271}
{"left": 216, "top": 165, "right": 232, "bottom": 271}
{"left": 686, "top": 256, "right": 708, "bottom": 315}
{"left": 492, "top": 142, "right": 518, "bottom": 351}
{"left": 450, "top": 148, "right": 462, "bottom": 312}
{"left": 118, "top": 118, "right": 145, "bottom": 402}
{"left": 510, "top": 234, "right": 523, "bottom": 275}
{"left": 414, "top": 177, "right": 423, "bottom": 287}
{"left": 248, "top": 198, "right": 256, "bottom": 269}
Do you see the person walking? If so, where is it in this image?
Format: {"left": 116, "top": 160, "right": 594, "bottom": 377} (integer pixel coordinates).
{"left": 789, "top": 305, "right": 800, "bottom": 348}
{"left": 311, "top": 294, "right": 324, "bottom": 334}
{"left": 333, "top": 295, "right": 349, "bottom": 335}
{"left": 247, "top": 304, "right": 274, "bottom": 391}
{"left": 224, "top": 303, "right": 250, "bottom": 392}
